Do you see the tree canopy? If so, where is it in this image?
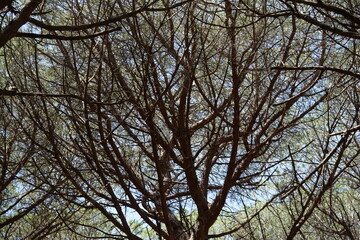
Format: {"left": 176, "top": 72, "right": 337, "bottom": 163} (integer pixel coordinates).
{"left": 1, "top": 0, "right": 359, "bottom": 239}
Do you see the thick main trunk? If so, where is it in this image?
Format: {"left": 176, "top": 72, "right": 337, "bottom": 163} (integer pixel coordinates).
{"left": 188, "top": 220, "right": 209, "bottom": 240}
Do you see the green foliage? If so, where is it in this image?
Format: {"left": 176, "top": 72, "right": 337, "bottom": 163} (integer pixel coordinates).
{"left": 1, "top": 0, "right": 359, "bottom": 239}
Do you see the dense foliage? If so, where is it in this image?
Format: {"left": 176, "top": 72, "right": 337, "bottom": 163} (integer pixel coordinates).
{"left": 1, "top": 1, "right": 359, "bottom": 239}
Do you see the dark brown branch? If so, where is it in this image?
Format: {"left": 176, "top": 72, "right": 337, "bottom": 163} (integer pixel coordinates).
{"left": 271, "top": 66, "right": 360, "bottom": 79}
{"left": 0, "top": 0, "right": 43, "bottom": 47}
{"left": 15, "top": 27, "right": 122, "bottom": 40}
{"left": 0, "top": 89, "right": 119, "bottom": 105}
{"left": 0, "top": 0, "right": 13, "bottom": 10}
{"left": 329, "top": 124, "right": 360, "bottom": 136}
{"left": 290, "top": 0, "right": 360, "bottom": 25}
{"left": 292, "top": 11, "right": 360, "bottom": 39}
{"left": 27, "top": 0, "right": 192, "bottom": 32}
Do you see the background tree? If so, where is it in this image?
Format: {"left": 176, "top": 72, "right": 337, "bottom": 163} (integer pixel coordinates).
{"left": 1, "top": 0, "right": 359, "bottom": 239}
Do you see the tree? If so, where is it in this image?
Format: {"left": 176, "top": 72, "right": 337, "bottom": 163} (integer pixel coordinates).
{"left": 0, "top": 0, "right": 43, "bottom": 47}
{"left": 1, "top": 0, "right": 359, "bottom": 239}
